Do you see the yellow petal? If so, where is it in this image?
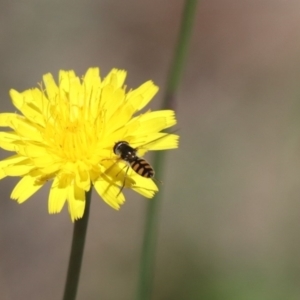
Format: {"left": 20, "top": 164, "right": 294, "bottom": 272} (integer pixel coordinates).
{"left": 27, "top": 88, "right": 49, "bottom": 116}
{"left": 48, "top": 176, "right": 68, "bottom": 214}
{"left": 9, "top": 90, "right": 45, "bottom": 127}
{"left": 22, "top": 90, "right": 46, "bottom": 126}
{"left": 0, "top": 113, "right": 43, "bottom": 142}
{"left": 15, "top": 143, "right": 48, "bottom": 158}
{"left": 83, "top": 68, "right": 101, "bottom": 92}
{"left": 39, "top": 162, "right": 62, "bottom": 176}
{"left": 94, "top": 178, "right": 125, "bottom": 209}
{"left": 11, "top": 175, "right": 43, "bottom": 203}
{"left": 67, "top": 183, "right": 86, "bottom": 222}
{"left": 102, "top": 69, "right": 127, "bottom": 89}
{"left": 75, "top": 161, "right": 91, "bottom": 191}
{"left": 106, "top": 102, "right": 136, "bottom": 135}
{"left": 0, "top": 132, "right": 21, "bottom": 151}
{"left": 136, "top": 133, "right": 179, "bottom": 155}
{"left": 0, "top": 155, "right": 27, "bottom": 168}
{"left": 102, "top": 160, "right": 135, "bottom": 187}
{"left": 69, "top": 76, "right": 82, "bottom": 108}
{"left": 9, "top": 116, "right": 43, "bottom": 141}
{"left": 4, "top": 160, "right": 34, "bottom": 176}
{"left": 127, "top": 110, "right": 177, "bottom": 136}
{"left": 43, "top": 73, "right": 58, "bottom": 103}
{"left": 0, "top": 113, "right": 24, "bottom": 127}
{"left": 0, "top": 155, "right": 27, "bottom": 179}
{"left": 59, "top": 70, "right": 76, "bottom": 91}
{"left": 31, "top": 155, "right": 57, "bottom": 168}
{"left": 126, "top": 81, "right": 158, "bottom": 111}
{"left": 132, "top": 186, "right": 156, "bottom": 198}
{"left": 9, "top": 89, "right": 24, "bottom": 111}
{"left": 102, "top": 85, "right": 126, "bottom": 121}
{"left": 130, "top": 174, "right": 158, "bottom": 198}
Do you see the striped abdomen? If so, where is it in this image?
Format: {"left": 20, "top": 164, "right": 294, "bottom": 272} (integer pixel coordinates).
{"left": 129, "top": 157, "right": 154, "bottom": 178}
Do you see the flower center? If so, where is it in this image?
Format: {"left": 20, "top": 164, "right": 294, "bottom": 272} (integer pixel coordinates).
{"left": 43, "top": 104, "right": 103, "bottom": 163}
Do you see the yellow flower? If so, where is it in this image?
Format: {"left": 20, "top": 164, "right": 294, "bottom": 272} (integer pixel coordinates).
{"left": 0, "top": 68, "right": 178, "bottom": 221}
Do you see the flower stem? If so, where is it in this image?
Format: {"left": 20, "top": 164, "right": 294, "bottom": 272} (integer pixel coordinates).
{"left": 136, "top": 1, "right": 198, "bottom": 299}
{"left": 62, "top": 189, "right": 92, "bottom": 300}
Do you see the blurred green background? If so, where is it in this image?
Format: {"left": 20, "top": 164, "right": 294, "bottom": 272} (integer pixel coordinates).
{"left": 1, "top": 1, "right": 300, "bottom": 299}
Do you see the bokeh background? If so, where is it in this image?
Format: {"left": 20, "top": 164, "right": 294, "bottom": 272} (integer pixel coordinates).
{"left": 1, "top": 1, "right": 300, "bottom": 299}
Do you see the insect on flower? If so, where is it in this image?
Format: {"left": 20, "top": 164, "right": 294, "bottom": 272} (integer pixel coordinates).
{"left": 112, "top": 131, "right": 178, "bottom": 193}
{"left": 113, "top": 141, "right": 155, "bottom": 178}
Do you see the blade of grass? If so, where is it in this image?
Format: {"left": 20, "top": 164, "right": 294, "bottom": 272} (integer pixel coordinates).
{"left": 136, "top": 1, "right": 199, "bottom": 299}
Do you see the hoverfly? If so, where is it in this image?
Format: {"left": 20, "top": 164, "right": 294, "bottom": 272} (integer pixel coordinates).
{"left": 113, "top": 141, "right": 154, "bottom": 179}
{"left": 112, "top": 131, "right": 178, "bottom": 194}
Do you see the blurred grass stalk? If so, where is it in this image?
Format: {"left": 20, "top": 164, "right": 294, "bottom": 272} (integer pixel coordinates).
{"left": 62, "top": 189, "right": 92, "bottom": 300}
{"left": 136, "top": 0, "right": 198, "bottom": 299}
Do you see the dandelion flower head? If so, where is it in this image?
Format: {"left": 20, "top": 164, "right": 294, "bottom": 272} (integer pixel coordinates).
{"left": 0, "top": 68, "right": 178, "bottom": 221}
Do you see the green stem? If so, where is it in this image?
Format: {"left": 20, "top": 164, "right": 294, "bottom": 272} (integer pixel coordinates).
{"left": 164, "top": 0, "right": 198, "bottom": 109}
{"left": 136, "top": 1, "right": 198, "bottom": 299}
{"left": 62, "top": 189, "right": 92, "bottom": 300}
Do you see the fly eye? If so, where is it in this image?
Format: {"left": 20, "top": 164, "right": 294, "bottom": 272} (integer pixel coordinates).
{"left": 116, "top": 147, "right": 123, "bottom": 156}
{"left": 113, "top": 143, "right": 121, "bottom": 155}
